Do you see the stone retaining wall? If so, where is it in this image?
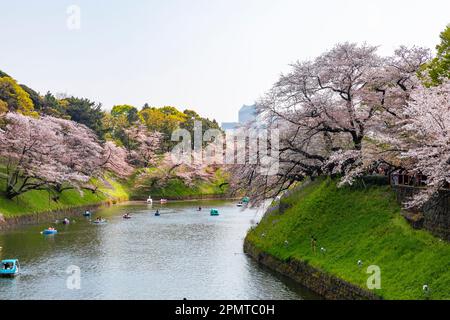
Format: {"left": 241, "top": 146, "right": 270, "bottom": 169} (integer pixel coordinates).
{"left": 244, "top": 240, "right": 380, "bottom": 300}
{"left": 393, "top": 185, "right": 450, "bottom": 241}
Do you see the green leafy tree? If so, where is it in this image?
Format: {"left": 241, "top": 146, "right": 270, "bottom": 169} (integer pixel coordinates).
{"left": 62, "top": 97, "right": 105, "bottom": 138}
{"left": 41, "top": 92, "right": 69, "bottom": 118}
{"left": 139, "top": 106, "right": 221, "bottom": 151}
{"left": 0, "top": 100, "right": 7, "bottom": 114}
{"left": 0, "top": 70, "right": 10, "bottom": 78}
{"left": 420, "top": 25, "right": 450, "bottom": 86}
{"left": 139, "top": 106, "right": 187, "bottom": 151}
{"left": 139, "top": 106, "right": 186, "bottom": 133}
{"left": 102, "top": 112, "right": 130, "bottom": 146}
{"left": 0, "top": 76, "right": 36, "bottom": 116}
{"left": 103, "top": 105, "right": 140, "bottom": 146}
{"left": 111, "top": 104, "right": 139, "bottom": 125}
{"left": 181, "top": 109, "right": 221, "bottom": 147}
{"left": 20, "top": 85, "right": 43, "bottom": 110}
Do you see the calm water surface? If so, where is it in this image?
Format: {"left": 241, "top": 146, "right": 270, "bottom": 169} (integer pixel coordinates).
{"left": 0, "top": 200, "right": 318, "bottom": 300}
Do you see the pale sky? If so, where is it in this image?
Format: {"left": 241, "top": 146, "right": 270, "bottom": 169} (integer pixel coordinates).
{"left": 0, "top": 0, "right": 448, "bottom": 123}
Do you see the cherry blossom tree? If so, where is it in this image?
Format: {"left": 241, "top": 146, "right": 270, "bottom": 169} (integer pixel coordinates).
{"left": 48, "top": 116, "right": 106, "bottom": 195}
{"left": 123, "top": 124, "right": 162, "bottom": 167}
{"left": 226, "top": 123, "right": 305, "bottom": 205}
{"left": 0, "top": 112, "right": 134, "bottom": 199}
{"left": 228, "top": 43, "right": 430, "bottom": 204}
{"left": 102, "top": 140, "right": 135, "bottom": 178}
{"left": 133, "top": 152, "right": 215, "bottom": 193}
{"left": 384, "top": 80, "right": 450, "bottom": 207}
{"left": 0, "top": 113, "right": 89, "bottom": 198}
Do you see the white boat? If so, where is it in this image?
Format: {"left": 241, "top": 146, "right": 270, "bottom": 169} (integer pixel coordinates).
{"left": 146, "top": 196, "right": 153, "bottom": 204}
{"left": 92, "top": 219, "right": 107, "bottom": 225}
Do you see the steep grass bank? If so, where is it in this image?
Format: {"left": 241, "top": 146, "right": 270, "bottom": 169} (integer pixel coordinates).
{"left": 246, "top": 178, "right": 450, "bottom": 300}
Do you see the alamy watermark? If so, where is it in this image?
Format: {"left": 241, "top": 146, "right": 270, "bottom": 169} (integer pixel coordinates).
{"left": 366, "top": 265, "right": 381, "bottom": 290}
{"left": 66, "top": 265, "right": 81, "bottom": 290}
{"left": 66, "top": 5, "right": 81, "bottom": 30}
{"left": 170, "top": 121, "right": 279, "bottom": 176}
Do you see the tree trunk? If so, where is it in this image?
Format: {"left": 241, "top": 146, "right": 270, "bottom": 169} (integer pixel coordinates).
{"left": 5, "top": 185, "right": 19, "bottom": 200}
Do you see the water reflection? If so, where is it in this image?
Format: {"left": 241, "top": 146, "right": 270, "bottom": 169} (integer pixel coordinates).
{"left": 0, "top": 200, "right": 319, "bottom": 300}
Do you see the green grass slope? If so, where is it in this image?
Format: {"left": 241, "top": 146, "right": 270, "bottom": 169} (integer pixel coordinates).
{"left": 130, "top": 169, "right": 229, "bottom": 200}
{"left": 0, "top": 175, "right": 129, "bottom": 218}
{"left": 246, "top": 178, "right": 450, "bottom": 300}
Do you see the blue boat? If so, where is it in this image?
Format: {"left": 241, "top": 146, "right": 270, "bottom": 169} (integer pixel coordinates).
{"left": 42, "top": 229, "right": 58, "bottom": 235}
{"left": 210, "top": 209, "right": 219, "bottom": 216}
{"left": 0, "top": 259, "right": 20, "bottom": 277}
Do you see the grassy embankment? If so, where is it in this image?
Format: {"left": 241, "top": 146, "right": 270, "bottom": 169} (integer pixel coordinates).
{"left": 0, "top": 174, "right": 129, "bottom": 218}
{"left": 0, "top": 167, "right": 229, "bottom": 217}
{"left": 246, "top": 177, "right": 450, "bottom": 300}
{"left": 130, "top": 169, "right": 229, "bottom": 200}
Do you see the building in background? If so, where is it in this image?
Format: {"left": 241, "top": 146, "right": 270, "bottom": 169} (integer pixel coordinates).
{"left": 221, "top": 104, "right": 257, "bottom": 130}
{"left": 221, "top": 121, "right": 240, "bottom": 130}
{"left": 238, "top": 104, "right": 257, "bottom": 124}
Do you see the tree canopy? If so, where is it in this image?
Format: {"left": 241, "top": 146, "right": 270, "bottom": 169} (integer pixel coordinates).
{"left": 420, "top": 25, "right": 450, "bottom": 86}
{"left": 61, "top": 97, "right": 105, "bottom": 138}
{"left": 0, "top": 70, "right": 221, "bottom": 201}
{"left": 111, "top": 104, "right": 140, "bottom": 124}
{"left": 228, "top": 41, "right": 447, "bottom": 208}
{"left": 0, "top": 76, "right": 36, "bottom": 116}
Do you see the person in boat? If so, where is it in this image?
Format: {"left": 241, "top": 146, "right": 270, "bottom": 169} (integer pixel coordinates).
{"left": 198, "top": 207, "right": 202, "bottom": 211}
{"left": 155, "top": 210, "right": 160, "bottom": 216}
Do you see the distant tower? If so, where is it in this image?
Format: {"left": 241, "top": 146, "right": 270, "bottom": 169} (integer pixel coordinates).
{"left": 221, "top": 104, "right": 258, "bottom": 130}
{"left": 238, "top": 104, "right": 257, "bottom": 124}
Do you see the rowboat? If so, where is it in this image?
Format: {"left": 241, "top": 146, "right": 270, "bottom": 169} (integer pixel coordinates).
{"left": 0, "top": 259, "right": 20, "bottom": 277}
{"left": 42, "top": 229, "right": 58, "bottom": 235}
{"left": 93, "top": 219, "right": 107, "bottom": 225}
{"left": 83, "top": 210, "right": 92, "bottom": 217}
